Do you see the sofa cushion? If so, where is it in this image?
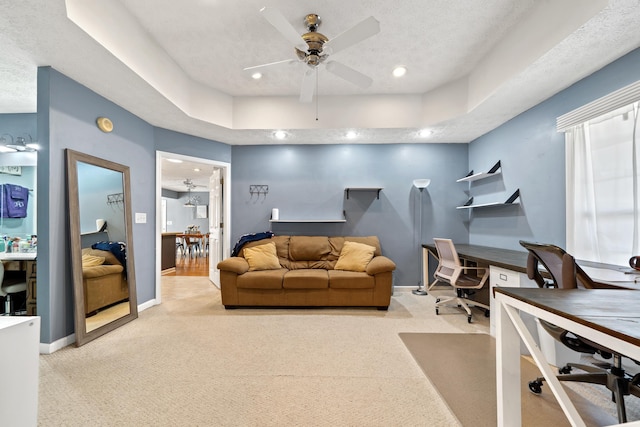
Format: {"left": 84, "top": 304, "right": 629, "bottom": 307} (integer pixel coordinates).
{"left": 82, "top": 254, "right": 105, "bottom": 267}
{"left": 244, "top": 242, "right": 281, "bottom": 271}
{"left": 289, "top": 236, "right": 331, "bottom": 261}
{"left": 283, "top": 269, "right": 329, "bottom": 289}
{"left": 328, "top": 270, "right": 375, "bottom": 289}
{"left": 334, "top": 241, "right": 376, "bottom": 272}
{"left": 82, "top": 248, "right": 122, "bottom": 266}
{"left": 237, "top": 269, "right": 287, "bottom": 289}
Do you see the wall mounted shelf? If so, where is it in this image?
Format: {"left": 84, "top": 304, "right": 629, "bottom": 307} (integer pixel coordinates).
{"left": 456, "top": 189, "right": 520, "bottom": 209}
{"left": 456, "top": 161, "right": 501, "bottom": 183}
{"left": 270, "top": 210, "right": 347, "bottom": 223}
{"left": 344, "top": 187, "right": 383, "bottom": 199}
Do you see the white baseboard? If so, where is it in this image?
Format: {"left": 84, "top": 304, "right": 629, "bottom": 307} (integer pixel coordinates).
{"left": 40, "top": 333, "right": 75, "bottom": 354}
{"left": 138, "top": 298, "right": 157, "bottom": 313}
{"left": 39, "top": 299, "right": 159, "bottom": 354}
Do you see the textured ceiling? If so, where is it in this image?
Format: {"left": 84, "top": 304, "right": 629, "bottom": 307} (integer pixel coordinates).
{"left": 2, "top": 0, "right": 640, "bottom": 189}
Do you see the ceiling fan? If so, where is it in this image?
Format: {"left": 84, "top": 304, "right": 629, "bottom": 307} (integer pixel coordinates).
{"left": 244, "top": 7, "right": 380, "bottom": 103}
{"left": 183, "top": 178, "right": 206, "bottom": 189}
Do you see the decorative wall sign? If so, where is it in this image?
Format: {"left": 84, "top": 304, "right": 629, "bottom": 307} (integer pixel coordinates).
{"left": 0, "top": 166, "right": 22, "bottom": 176}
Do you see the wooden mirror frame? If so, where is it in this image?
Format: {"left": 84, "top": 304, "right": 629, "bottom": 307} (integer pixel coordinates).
{"left": 66, "top": 149, "right": 138, "bottom": 346}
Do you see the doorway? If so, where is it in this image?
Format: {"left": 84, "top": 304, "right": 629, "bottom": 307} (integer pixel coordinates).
{"left": 155, "top": 151, "right": 231, "bottom": 305}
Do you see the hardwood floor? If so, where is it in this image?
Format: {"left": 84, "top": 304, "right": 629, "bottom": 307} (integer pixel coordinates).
{"left": 164, "top": 252, "right": 209, "bottom": 276}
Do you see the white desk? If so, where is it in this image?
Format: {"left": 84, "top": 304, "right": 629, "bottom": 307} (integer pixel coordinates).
{"left": 495, "top": 288, "right": 640, "bottom": 426}
{"left": 0, "top": 316, "right": 40, "bottom": 426}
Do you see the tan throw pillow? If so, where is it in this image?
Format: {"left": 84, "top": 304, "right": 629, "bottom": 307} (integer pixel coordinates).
{"left": 244, "top": 242, "right": 281, "bottom": 271}
{"left": 82, "top": 254, "right": 105, "bottom": 267}
{"left": 334, "top": 241, "right": 376, "bottom": 272}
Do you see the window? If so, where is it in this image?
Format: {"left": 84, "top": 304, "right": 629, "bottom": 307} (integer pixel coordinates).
{"left": 565, "top": 102, "right": 639, "bottom": 265}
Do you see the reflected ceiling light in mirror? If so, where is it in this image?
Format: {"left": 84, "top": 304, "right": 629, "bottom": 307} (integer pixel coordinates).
{"left": 393, "top": 66, "right": 407, "bottom": 77}
{"left": 346, "top": 130, "right": 358, "bottom": 139}
{"left": 0, "top": 134, "right": 17, "bottom": 153}
{"left": 274, "top": 130, "right": 287, "bottom": 140}
{"left": 251, "top": 72, "right": 262, "bottom": 80}
{"left": 418, "top": 129, "right": 432, "bottom": 138}
{"left": 167, "top": 158, "right": 183, "bottom": 163}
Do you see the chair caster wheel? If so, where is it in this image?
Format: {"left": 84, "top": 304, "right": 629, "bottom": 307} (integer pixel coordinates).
{"left": 559, "top": 365, "right": 572, "bottom": 375}
{"left": 435, "top": 308, "right": 439, "bottom": 315}
{"left": 484, "top": 310, "right": 490, "bottom": 317}
{"left": 467, "top": 315, "right": 472, "bottom": 323}
{"left": 436, "top": 298, "right": 441, "bottom": 303}
{"left": 528, "top": 380, "right": 543, "bottom": 394}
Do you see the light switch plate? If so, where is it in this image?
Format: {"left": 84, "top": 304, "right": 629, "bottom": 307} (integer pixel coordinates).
{"left": 135, "top": 213, "right": 147, "bottom": 223}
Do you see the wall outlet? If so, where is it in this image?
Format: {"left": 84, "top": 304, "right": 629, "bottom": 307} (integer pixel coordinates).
{"left": 135, "top": 213, "right": 147, "bottom": 223}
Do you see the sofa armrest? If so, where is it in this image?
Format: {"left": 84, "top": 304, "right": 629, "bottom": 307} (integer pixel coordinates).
{"left": 217, "top": 257, "right": 249, "bottom": 275}
{"left": 366, "top": 256, "right": 396, "bottom": 275}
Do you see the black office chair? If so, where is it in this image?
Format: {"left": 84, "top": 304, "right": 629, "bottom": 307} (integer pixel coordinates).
{"left": 519, "top": 240, "right": 640, "bottom": 423}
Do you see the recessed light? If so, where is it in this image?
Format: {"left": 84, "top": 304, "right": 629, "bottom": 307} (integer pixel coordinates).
{"left": 418, "top": 129, "right": 432, "bottom": 137}
{"left": 393, "top": 66, "right": 407, "bottom": 77}
{"left": 274, "top": 130, "right": 287, "bottom": 140}
{"left": 251, "top": 72, "right": 262, "bottom": 80}
{"left": 167, "top": 158, "right": 183, "bottom": 163}
{"left": 346, "top": 131, "right": 358, "bottom": 139}
{"left": 193, "top": 168, "right": 200, "bottom": 172}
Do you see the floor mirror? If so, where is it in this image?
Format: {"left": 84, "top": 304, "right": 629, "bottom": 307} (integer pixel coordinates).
{"left": 66, "top": 149, "right": 137, "bottom": 346}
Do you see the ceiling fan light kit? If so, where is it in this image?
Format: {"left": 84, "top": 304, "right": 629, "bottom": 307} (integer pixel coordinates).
{"left": 245, "top": 7, "right": 380, "bottom": 103}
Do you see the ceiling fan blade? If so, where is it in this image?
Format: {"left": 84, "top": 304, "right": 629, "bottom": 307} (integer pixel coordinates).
{"left": 324, "top": 16, "right": 380, "bottom": 56}
{"left": 260, "top": 7, "right": 308, "bottom": 51}
{"left": 325, "top": 61, "right": 372, "bottom": 89}
{"left": 299, "top": 69, "right": 316, "bottom": 103}
{"left": 243, "top": 59, "right": 297, "bottom": 72}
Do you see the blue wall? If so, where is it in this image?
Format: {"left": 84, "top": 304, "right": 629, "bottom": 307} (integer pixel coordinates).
{"left": 77, "top": 162, "right": 127, "bottom": 242}
{"left": 230, "top": 143, "right": 469, "bottom": 286}
{"left": 35, "top": 70, "right": 233, "bottom": 345}
{"left": 30, "top": 45, "right": 640, "bottom": 345}
{"left": 164, "top": 191, "right": 209, "bottom": 233}
{"left": 0, "top": 114, "right": 37, "bottom": 236}
{"left": 469, "top": 47, "right": 640, "bottom": 250}
{"left": 38, "top": 67, "right": 157, "bottom": 343}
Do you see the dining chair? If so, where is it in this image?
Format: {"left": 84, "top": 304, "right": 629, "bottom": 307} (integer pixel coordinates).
{"left": 184, "top": 235, "right": 201, "bottom": 258}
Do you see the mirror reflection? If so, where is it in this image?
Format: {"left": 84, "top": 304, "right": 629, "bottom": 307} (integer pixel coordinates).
{"left": 66, "top": 149, "right": 137, "bottom": 346}
{"left": 0, "top": 152, "right": 37, "bottom": 317}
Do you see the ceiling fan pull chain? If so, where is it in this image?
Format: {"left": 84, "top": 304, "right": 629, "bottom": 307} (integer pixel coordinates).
{"left": 315, "top": 69, "right": 319, "bottom": 121}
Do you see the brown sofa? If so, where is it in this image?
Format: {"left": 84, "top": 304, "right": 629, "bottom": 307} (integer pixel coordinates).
{"left": 82, "top": 248, "right": 129, "bottom": 315}
{"left": 217, "top": 235, "right": 396, "bottom": 309}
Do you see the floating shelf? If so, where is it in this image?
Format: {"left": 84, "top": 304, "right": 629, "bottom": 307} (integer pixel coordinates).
{"left": 457, "top": 161, "right": 502, "bottom": 183}
{"left": 345, "top": 187, "right": 383, "bottom": 199}
{"left": 270, "top": 210, "right": 346, "bottom": 223}
{"left": 456, "top": 189, "right": 520, "bottom": 209}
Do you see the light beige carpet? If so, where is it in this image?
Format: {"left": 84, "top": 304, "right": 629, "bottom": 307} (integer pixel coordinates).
{"left": 399, "top": 333, "right": 619, "bottom": 427}
{"left": 40, "top": 281, "right": 481, "bottom": 426}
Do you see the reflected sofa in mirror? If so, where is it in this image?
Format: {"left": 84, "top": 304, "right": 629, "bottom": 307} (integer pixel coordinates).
{"left": 66, "top": 149, "right": 137, "bottom": 346}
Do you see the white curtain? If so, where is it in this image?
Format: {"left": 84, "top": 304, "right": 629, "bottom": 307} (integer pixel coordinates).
{"left": 566, "top": 102, "right": 640, "bottom": 265}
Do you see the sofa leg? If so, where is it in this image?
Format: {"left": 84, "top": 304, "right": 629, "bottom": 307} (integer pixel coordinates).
{"left": 224, "top": 305, "right": 238, "bottom": 310}
{"left": 377, "top": 306, "right": 389, "bottom": 311}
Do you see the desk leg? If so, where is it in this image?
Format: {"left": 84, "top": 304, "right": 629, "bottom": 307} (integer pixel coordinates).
{"left": 496, "top": 296, "right": 522, "bottom": 426}
{"left": 497, "top": 296, "right": 586, "bottom": 427}
{"left": 423, "top": 247, "right": 441, "bottom": 291}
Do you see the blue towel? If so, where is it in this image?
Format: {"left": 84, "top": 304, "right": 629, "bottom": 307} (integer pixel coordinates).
{"left": 92, "top": 241, "right": 128, "bottom": 276}
{"left": 1, "top": 184, "right": 29, "bottom": 218}
{"left": 231, "top": 231, "right": 274, "bottom": 257}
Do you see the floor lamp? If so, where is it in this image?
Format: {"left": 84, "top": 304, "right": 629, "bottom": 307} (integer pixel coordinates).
{"left": 412, "top": 179, "right": 431, "bottom": 295}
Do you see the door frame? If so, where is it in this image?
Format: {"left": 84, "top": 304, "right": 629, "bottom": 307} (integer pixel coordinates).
{"left": 155, "top": 150, "right": 231, "bottom": 304}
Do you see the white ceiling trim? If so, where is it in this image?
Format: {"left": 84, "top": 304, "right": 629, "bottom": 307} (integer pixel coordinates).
{"left": 64, "top": 0, "right": 609, "bottom": 135}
